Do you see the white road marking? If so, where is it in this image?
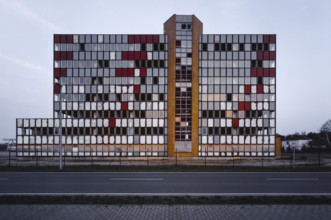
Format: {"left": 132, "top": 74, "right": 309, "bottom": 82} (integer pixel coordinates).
{"left": 267, "top": 178, "right": 319, "bottom": 181}
{"left": 0, "top": 178, "right": 9, "bottom": 181}
{"left": 111, "top": 178, "right": 164, "bottom": 181}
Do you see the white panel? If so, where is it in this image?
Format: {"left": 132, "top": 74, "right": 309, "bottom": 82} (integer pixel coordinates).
{"left": 140, "top": 102, "right": 146, "bottom": 110}
{"left": 73, "top": 119, "right": 78, "bottom": 127}
{"left": 109, "top": 136, "right": 115, "bottom": 144}
{"left": 116, "top": 136, "right": 121, "bottom": 144}
{"left": 226, "top": 119, "right": 232, "bottom": 127}
{"left": 73, "top": 136, "right": 78, "bottom": 144}
{"left": 91, "top": 102, "right": 96, "bottom": 110}
{"left": 264, "top": 102, "right": 269, "bottom": 110}
{"left": 208, "top": 136, "right": 213, "bottom": 144}
{"left": 122, "top": 119, "right": 127, "bottom": 127}
{"left": 257, "top": 119, "right": 263, "bottom": 127}
{"left": 103, "top": 119, "right": 108, "bottom": 127}
{"left": 140, "top": 136, "right": 146, "bottom": 144}
{"left": 128, "top": 136, "right": 133, "bottom": 144}
{"left": 239, "top": 85, "right": 244, "bottom": 93}
{"left": 121, "top": 136, "right": 127, "bottom": 144}
{"left": 140, "top": 119, "right": 146, "bottom": 127}
{"left": 128, "top": 102, "right": 134, "bottom": 110}
{"left": 116, "top": 119, "right": 121, "bottom": 127}
{"left": 153, "top": 102, "right": 158, "bottom": 110}
{"left": 128, "top": 86, "right": 134, "bottom": 93}
{"left": 110, "top": 85, "right": 115, "bottom": 93}
{"left": 245, "top": 136, "right": 250, "bottom": 144}
{"left": 208, "top": 119, "right": 214, "bottom": 127}
{"left": 258, "top": 102, "right": 263, "bottom": 110}
{"left": 264, "top": 136, "right": 269, "bottom": 144}
{"left": 221, "top": 119, "right": 226, "bottom": 127}
{"left": 251, "top": 85, "right": 256, "bottom": 93}
{"left": 153, "top": 119, "right": 158, "bottom": 127}
{"left": 116, "top": 86, "right": 121, "bottom": 93}
{"left": 67, "top": 119, "right": 72, "bottom": 127}
{"left": 116, "top": 102, "right": 121, "bottom": 110}
{"left": 245, "top": 119, "right": 251, "bottom": 127}
{"left": 97, "top": 119, "right": 103, "bottom": 127}
{"left": 251, "top": 119, "right": 256, "bottom": 127}
{"left": 36, "top": 119, "right": 41, "bottom": 127}
{"left": 251, "top": 136, "right": 256, "bottom": 144}
{"left": 122, "top": 86, "right": 127, "bottom": 93}
{"left": 227, "top": 136, "right": 232, "bottom": 144}
{"left": 251, "top": 102, "right": 257, "bottom": 110}
{"left": 79, "top": 136, "right": 84, "bottom": 144}
{"left": 202, "top": 136, "right": 207, "bottom": 144}
{"left": 270, "top": 136, "right": 275, "bottom": 144}
{"left": 85, "top": 102, "right": 90, "bottom": 110}
{"left": 79, "top": 119, "right": 84, "bottom": 127}
{"left": 103, "top": 102, "right": 109, "bottom": 110}
{"left": 233, "top": 136, "right": 238, "bottom": 144}
{"left": 134, "top": 119, "right": 139, "bottom": 126}
{"left": 221, "top": 102, "right": 226, "bottom": 110}
{"left": 159, "top": 136, "right": 164, "bottom": 144}
{"left": 257, "top": 136, "right": 263, "bottom": 144}
{"left": 67, "top": 136, "right": 72, "bottom": 144}
{"left": 152, "top": 136, "right": 158, "bottom": 144}
{"left": 83, "top": 136, "right": 89, "bottom": 144}
{"left": 54, "top": 136, "right": 59, "bottom": 144}
{"left": 110, "top": 102, "right": 115, "bottom": 110}
{"left": 91, "top": 119, "right": 98, "bottom": 129}
{"left": 134, "top": 69, "right": 140, "bottom": 76}
{"left": 146, "top": 119, "right": 152, "bottom": 127}
{"left": 220, "top": 136, "right": 226, "bottom": 144}
{"left": 159, "top": 119, "right": 164, "bottom": 127}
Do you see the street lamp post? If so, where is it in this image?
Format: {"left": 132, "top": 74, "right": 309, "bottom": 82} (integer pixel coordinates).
{"left": 58, "top": 83, "right": 63, "bottom": 170}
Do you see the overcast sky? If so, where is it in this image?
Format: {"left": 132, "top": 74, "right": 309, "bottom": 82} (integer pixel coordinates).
{"left": 0, "top": 0, "right": 330, "bottom": 141}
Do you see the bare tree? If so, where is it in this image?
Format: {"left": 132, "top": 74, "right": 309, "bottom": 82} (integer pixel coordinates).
{"left": 320, "top": 119, "right": 331, "bottom": 147}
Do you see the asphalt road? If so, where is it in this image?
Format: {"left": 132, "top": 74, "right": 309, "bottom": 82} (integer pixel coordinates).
{"left": 0, "top": 172, "right": 330, "bottom": 195}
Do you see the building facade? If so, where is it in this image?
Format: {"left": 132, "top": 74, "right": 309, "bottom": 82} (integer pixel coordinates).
{"left": 16, "top": 14, "right": 276, "bottom": 157}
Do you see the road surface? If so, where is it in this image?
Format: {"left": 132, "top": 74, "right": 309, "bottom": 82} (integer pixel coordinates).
{"left": 0, "top": 172, "right": 330, "bottom": 195}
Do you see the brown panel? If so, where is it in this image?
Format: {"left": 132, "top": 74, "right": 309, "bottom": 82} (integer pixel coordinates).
{"left": 164, "top": 15, "right": 176, "bottom": 157}
{"left": 191, "top": 15, "right": 203, "bottom": 157}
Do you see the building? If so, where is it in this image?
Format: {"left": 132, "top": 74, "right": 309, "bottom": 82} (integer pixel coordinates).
{"left": 16, "top": 14, "right": 276, "bottom": 157}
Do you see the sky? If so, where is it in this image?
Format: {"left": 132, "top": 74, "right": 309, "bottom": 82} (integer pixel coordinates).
{"left": 0, "top": 0, "right": 330, "bottom": 141}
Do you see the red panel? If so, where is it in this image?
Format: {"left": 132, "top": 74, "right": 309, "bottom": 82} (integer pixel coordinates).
{"left": 60, "top": 52, "right": 66, "bottom": 60}
{"left": 141, "top": 52, "right": 147, "bottom": 60}
{"left": 257, "top": 51, "right": 263, "bottom": 60}
{"left": 128, "top": 68, "right": 134, "bottom": 76}
{"left": 263, "top": 35, "right": 270, "bottom": 43}
{"left": 251, "top": 68, "right": 257, "bottom": 77}
{"left": 115, "top": 69, "right": 122, "bottom": 77}
{"left": 60, "top": 68, "right": 67, "bottom": 77}
{"left": 245, "top": 102, "right": 251, "bottom": 110}
{"left": 140, "top": 68, "right": 146, "bottom": 77}
{"left": 257, "top": 68, "right": 263, "bottom": 77}
{"left": 270, "top": 51, "right": 276, "bottom": 60}
{"left": 141, "top": 35, "right": 147, "bottom": 43}
{"left": 239, "top": 102, "right": 245, "bottom": 110}
{"left": 146, "top": 35, "right": 153, "bottom": 43}
{"left": 54, "top": 52, "right": 61, "bottom": 60}
{"left": 109, "top": 118, "right": 116, "bottom": 127}
{"left": 60, "top": 35, "right": 67, "bottom": 43}
{"left": 54, "top": 35, "right": 61, "bottom": 43}
{"left": 66, "top": 52, "right": 73, "bottom": 60}
{"left": 245, "top": 85, "right": 251, "bottom": 94}
{"left": 263, "top": 68, "right": 269, "bottom": 77}
{"left": 54, "top": 84, "right": 60, "bottom": 94}
{"left": 67, "top": 35, "right": 73, "bottom": 43}
{"left": 122, "top": 68, "right": 128, "bottom": 77}
{"left": 270, "top": 35, "right": 276, "bottom": 43}
{"left": 121, "top": 102, "right": 128, "bottom": 110}
{"left": 257, "top": 85, "right": 264, "bottom": 94}
{"left": 134, "top": 35, "right": 140, "bottom": 43}
{"left": 232, "top": 118, "right": 239, "bottom": 128}
{"left": 128, "top": 35, "right": 134, "bottom": 43}
{"left": 269, "top": 68, "right": 276, "bottom": 77}
{"left": 263, "top": 52, "right": 269, "bottom": 60}
{"left": 54, "top": 68, "right": 61, "bottom": 77}
{"left": 153, "top": 35, "right": 159, "bottom": 43}
{"left": 134, "top": 52, "right": 140, "bottom": 60}
{"left": 122, "top": 52, "right": 128, "bottom": 60}
{"left": 134, "top": 85, "right": 140, "bottom": 94}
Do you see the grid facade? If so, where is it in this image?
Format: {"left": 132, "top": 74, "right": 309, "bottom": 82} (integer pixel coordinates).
{"left": 199, "top": 34, "right": 276, "bottom": 156}
{"left": 16, "top": 15, "right": 276, "bottom": 157}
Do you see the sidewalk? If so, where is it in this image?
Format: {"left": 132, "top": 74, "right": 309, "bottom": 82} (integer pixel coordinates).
{"left": 1, "top": 204, "right": 330, "bottom": 220}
